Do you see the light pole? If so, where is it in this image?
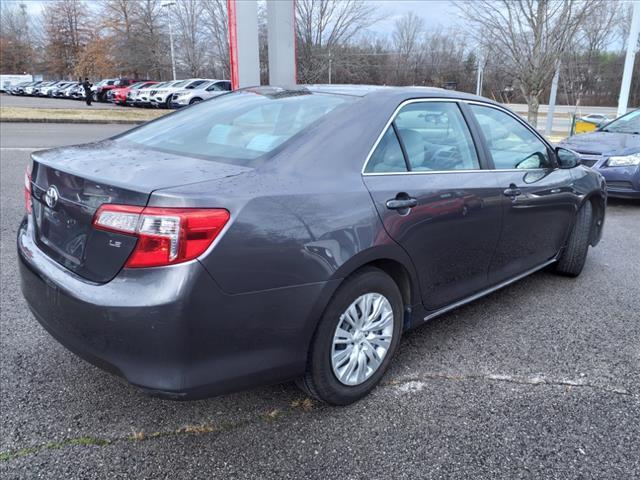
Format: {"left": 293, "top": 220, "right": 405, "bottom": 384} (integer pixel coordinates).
{"left": 161, "top": 1, "right": 177, "bottom": 81}
{"left": 475, "top": 49, "right": 484, "bottom": 96}
{"left": 617, "top": 0, "right": 640, "bottom": 117}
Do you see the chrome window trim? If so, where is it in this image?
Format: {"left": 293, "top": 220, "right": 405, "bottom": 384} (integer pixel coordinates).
{"left": 363, "top": 167, "right": 549, "bottom": 177}
{"left": 361, "top": 97, "right": 555, "bottom": 177}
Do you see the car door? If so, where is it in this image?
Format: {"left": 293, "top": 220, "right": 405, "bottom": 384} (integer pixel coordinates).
{"left": 466, "top": 102, "right": 577, "bottom": 284}
{"left": 363, "top": 100, "right": 503, "bottom": 311}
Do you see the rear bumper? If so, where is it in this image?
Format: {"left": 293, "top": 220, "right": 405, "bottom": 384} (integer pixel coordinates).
{"left": 17, "top": 218, "right": 333, "bottom": 399}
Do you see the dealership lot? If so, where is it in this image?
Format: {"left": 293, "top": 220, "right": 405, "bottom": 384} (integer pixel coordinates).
{"left": 1, "top": 123, "right": 638, "bottom": 479}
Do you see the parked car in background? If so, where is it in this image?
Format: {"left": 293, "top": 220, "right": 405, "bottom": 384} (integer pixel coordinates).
{"left": 150, "top": 79, "right": 210, "bottom": 108}
{"left": 8, "top": 81, "right": 31, "bottom": 95}
{"left": 112, "top": 81, "right": 156, "bottom": 106}
{"left": 133, "top": 81, "right": 173, "bottom": 107}
{"left": 18, "top": 86, "right": 606, "bottom": 405}
{"left": 67, "top": 83, "right": 85, "bottom": 100}
{"left": 95, "top": 78, "right": 145, "bottom": 102}
{"left": 560, "top": 109, "right": 640, "bottom": 199}
{"left": 580, "top": 113, "right": 611, "bottom": 127}
{"left": 91, "top": 79, "right": 117, "bottom": 102}
{"left": 120, "top": 81, "right": 157, "bottom": 106}
{"left": 31, "top": 81, "right": 50, "bottom": 96}
{"left": 170, "top": 80, "right": 231, "bottom": 108}
{"left": 39, "top": 81, "right": 65, "bottom": 97}
{"left": 51, "top": 82, "right": 75, "bottom": 97}
{"left": 24, "top": 81, "right": 44, "bottom": 95}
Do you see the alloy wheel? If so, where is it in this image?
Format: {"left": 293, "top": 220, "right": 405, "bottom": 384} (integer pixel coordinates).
{"left": 331, "top": 292, "right": 394, "bottom": 386}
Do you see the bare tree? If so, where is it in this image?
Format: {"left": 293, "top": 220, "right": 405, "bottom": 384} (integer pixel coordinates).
{"left": 295, "top": 0, "right": 378, "bottom": 83}
{"left": 137, "top": 0, "right": 171, "bottom": 79}
{"left": 392, "top": 12, "right": 424, "bottom": 84}
{"left": 0, "top": 1, "right": 34, "bottom": 73}
{"left": 42, "top": 0, "right": 91, "bottom": 78}
{"left": 458, "top": 0, "right": 601, "bottom": 126}
{"left": 174, "top": 0, "right": 206, "bottom": 77}
{"left": 202, "top": 0, "right": 230, "bottom": 79}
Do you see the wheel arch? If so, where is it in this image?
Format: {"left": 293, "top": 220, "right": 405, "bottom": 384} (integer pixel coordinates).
{"left": 583, "top": 192, "right": 606, "bottom": 246}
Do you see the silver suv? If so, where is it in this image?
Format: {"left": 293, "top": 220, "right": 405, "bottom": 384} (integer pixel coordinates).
{"left": 169, "top": 80, "right": 231, "bottom": 108}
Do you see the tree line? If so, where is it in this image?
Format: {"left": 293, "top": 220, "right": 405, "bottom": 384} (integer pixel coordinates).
{"left": 1, "top": 0, "right": 638, "bottom": 123}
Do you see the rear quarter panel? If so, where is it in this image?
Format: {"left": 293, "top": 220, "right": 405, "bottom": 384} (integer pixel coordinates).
{"left": 148, "top": 92, "right": 421, "bottom": 296}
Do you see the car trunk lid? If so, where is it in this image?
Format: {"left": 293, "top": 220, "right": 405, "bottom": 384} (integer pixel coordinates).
{"left": 29, "top": 141, "right": 251, "bottom": 283}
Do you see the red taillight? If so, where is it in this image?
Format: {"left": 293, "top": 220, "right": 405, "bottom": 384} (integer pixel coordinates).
{"left": 24, "top": 165, "right": 32, "bottom": 214}
{"left": 93, "top": 205, "right": 230, "bottom": 268}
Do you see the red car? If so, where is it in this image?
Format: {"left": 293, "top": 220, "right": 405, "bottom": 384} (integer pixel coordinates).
{"left": 95, "top": 78, "right": 146, "bottom": 102}
{"left": 112, "top": 81, "right": 157, "bottom": 106}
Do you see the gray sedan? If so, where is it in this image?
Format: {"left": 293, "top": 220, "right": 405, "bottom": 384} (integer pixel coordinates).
{"left": 18, "top": 86, "right": 605, "bottom": 405}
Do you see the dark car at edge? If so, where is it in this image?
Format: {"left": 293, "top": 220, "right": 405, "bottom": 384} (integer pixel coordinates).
{"left": 17, "top": 86, "right": 606, "bottom": 405}
{"left": 559, "top": 109, "right": 640, "bottom": 199}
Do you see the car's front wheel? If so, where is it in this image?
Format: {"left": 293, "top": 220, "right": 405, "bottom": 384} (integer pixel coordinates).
{"left": 554, "top": 201, "right": 593, "bottom": 277}
{"left": 298, "top": 267, "right": 403, "bottom": 405}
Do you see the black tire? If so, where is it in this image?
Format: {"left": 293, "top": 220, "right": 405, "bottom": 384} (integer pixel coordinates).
{"left": 554, "top": 201, "right": 593, "bottom": 277}
{"left": 298, "top": 267, "right": 403, "bottom": 405}
{"left": 189, "top": 98, "right": 202, "bottom": 105}
{"left": 165, "top": 97, "right": 172, "bottom": 109}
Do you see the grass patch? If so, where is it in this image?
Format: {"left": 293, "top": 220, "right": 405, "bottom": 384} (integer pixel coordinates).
{"left": 0, "top": 436, "right": 110, "bottom": 461}
{"left": 0, "top": 106, "right": 167, "bottom": 123}
{"left": 0, "top": 399, "right": 318, "bottom": 462}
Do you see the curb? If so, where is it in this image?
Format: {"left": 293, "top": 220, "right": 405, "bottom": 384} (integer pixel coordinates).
{"left": 0, "top": 117, "right": 146, "bottom": 125}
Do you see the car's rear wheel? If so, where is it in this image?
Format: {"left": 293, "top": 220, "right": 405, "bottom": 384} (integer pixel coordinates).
{"left": 189, "top": 98, "right": 202, "bottom": 105}
{"left": 554, "top": 201, "right": 593, "bottom": 277}
{"left": 298, "top": 267, "right": 403, "bottom": 405}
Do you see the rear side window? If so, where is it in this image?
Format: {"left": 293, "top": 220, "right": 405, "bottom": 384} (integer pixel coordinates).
{"left": 470, "top": 104, "right": 551, "bottom": 169}
{"left": 120, "top": 90, "right": 353, "bottom": 165}
{"left": 365, "top": 127, "right": 407, "bottom": 173}
{"left": 365, "top": 101, "right": 480, "bottom": 173}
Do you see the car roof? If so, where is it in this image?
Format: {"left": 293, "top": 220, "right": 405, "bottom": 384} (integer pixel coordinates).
{"left": 245, "top": 84, "right": 500, "bottom": 106}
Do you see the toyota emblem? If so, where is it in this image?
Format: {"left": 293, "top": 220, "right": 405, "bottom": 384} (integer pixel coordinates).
{"left": 44, "top": 185, "right": 60, "bottom": 209}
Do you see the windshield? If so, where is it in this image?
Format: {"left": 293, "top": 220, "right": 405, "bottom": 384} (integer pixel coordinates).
{"left": 602, "top": 110, "right": 640, "bottom": 134}
{"left": 119, "top": 89, "right": 354, "bottom": 165}
{"left": 169, "top": 80, "right": 188, "bottom": 89}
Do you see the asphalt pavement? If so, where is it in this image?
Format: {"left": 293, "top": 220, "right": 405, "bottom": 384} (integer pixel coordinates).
{"left": 1, "top": 93, "right": 127, "bottom": 110}
{"left": 1, "top": 123, "right": 639, "bottom": 479}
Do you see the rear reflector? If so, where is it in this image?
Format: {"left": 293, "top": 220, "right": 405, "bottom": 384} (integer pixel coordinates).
{"left": 93, "top": 205, "right": 229, "bottom": 268}
{"left": 24, "top": 165, "right": 32, "bottom": 214}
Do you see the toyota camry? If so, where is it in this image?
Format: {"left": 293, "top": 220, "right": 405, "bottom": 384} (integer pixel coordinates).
{"left": 18, "top": 86, "right": 606, "bottom": 405}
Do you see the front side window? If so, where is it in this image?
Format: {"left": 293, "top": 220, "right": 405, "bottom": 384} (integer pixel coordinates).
{"left": 208, "top": 82, "right": 229, "bottom": 92}
{"left": 470, "top": 104, "right": 551, "bottom": 169}
{"left": 120, "top": 89, "right": 353, "bottom": 165}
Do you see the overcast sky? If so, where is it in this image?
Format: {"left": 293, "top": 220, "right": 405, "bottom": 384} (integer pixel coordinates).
{"left": 370, "top": 0, "right": 461, "bottom": 34}
{"left": 16, "top": 0, "right": 461, "bottom": 39}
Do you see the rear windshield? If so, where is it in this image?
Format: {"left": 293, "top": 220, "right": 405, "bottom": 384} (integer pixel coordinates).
{"left": 119, "top": 89, "right": 354, "bottom": 165}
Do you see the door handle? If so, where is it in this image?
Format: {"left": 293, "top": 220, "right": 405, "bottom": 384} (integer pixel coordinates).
{"left": 503, "top": 184, "right": 522, "bottom": 197}
{"left": 386, "top": 197, "right": 418, "bottom": 210}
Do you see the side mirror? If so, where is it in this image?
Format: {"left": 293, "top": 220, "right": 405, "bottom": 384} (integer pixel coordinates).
{"left": 555, "top": 147, "right": 581, "bottom": 169}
